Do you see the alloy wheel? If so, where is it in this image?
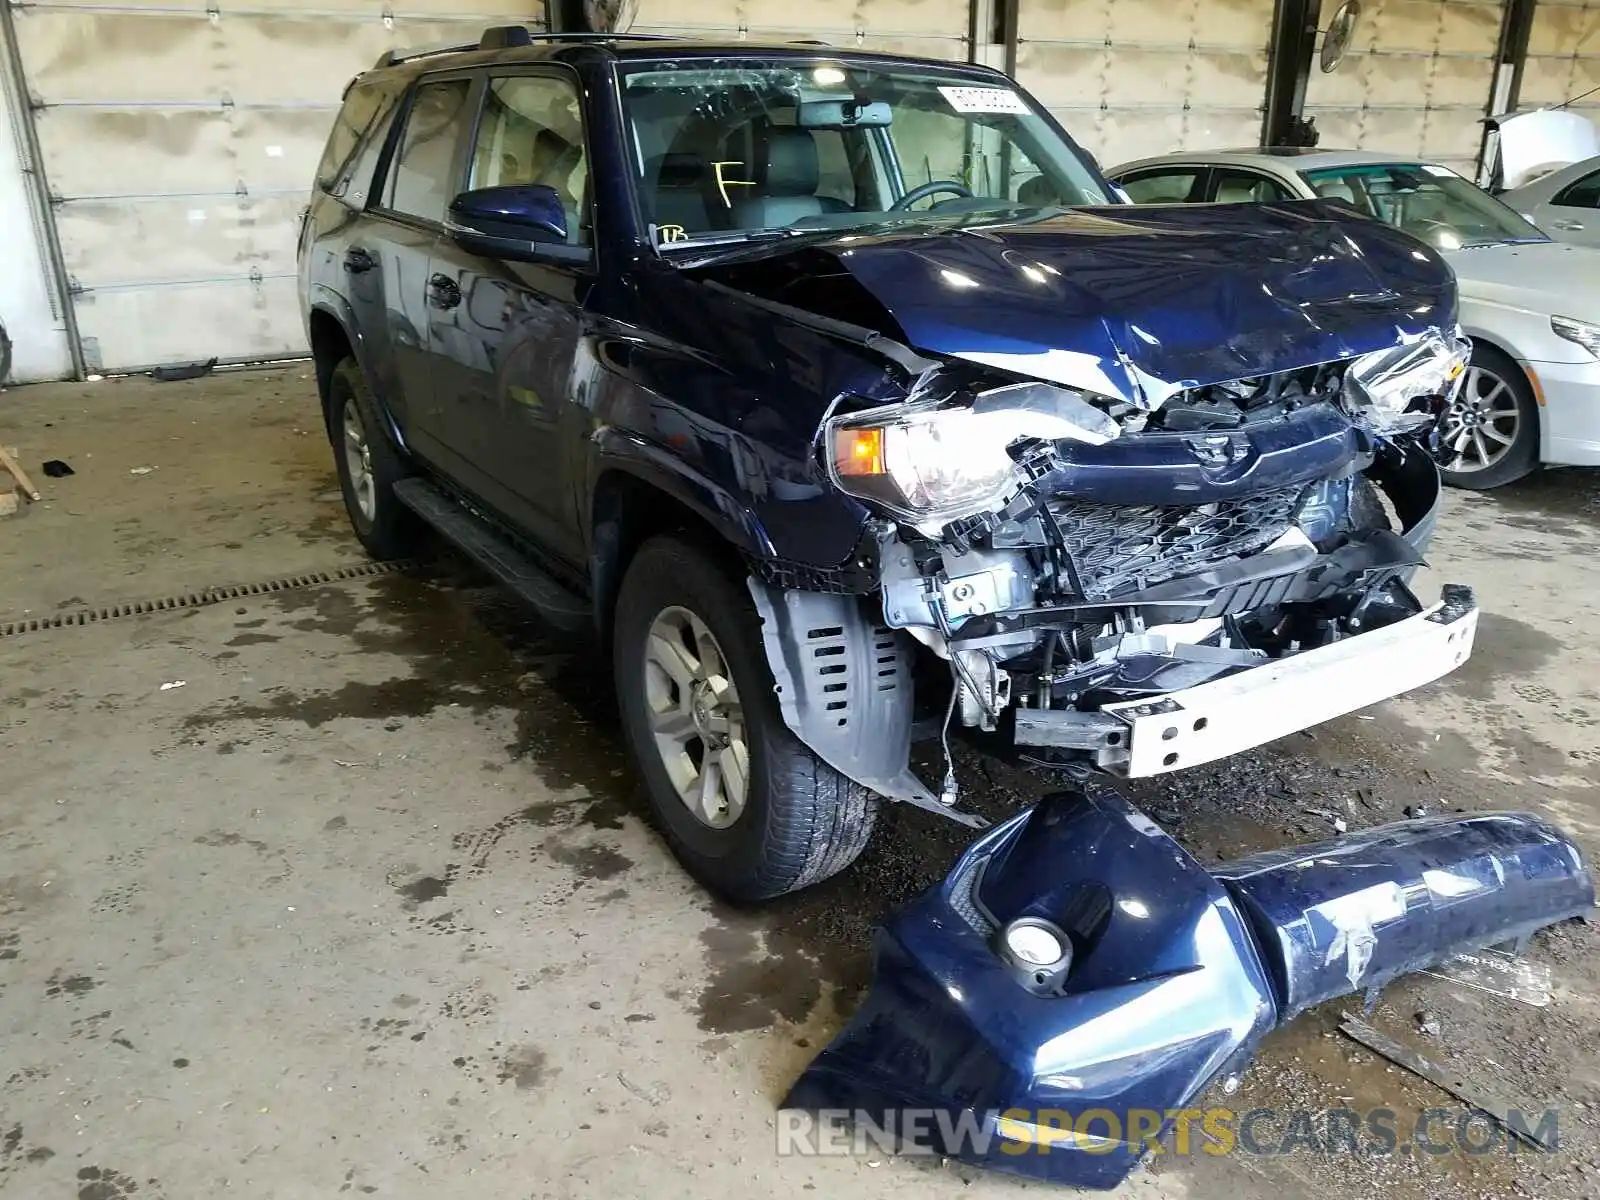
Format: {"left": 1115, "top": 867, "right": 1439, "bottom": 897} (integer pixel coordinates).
{"left": 1439, "top": 365, "right": 1521, "bottom": 473}
{"left": 642, "top": 605, "right": 749, "bottom": 830}
{"left": 342, "top": 402, "right": 376, "bottom": 522}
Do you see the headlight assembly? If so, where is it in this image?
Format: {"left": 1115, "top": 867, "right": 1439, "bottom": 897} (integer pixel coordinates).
{"left": 1342, "top": 331, "right": 1471, "bottom": 435}
{"left": 827, "top": 381, "right": 1117, "bottom": 526}
{"left": 1552, "top": 315, "right": 1600, "bottom": 359}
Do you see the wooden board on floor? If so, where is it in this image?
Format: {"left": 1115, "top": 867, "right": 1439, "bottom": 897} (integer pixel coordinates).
{"left": 0, "top": 444, "right": 40, "bottom": 503}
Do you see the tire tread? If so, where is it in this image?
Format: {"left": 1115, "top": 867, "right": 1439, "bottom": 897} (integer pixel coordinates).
{"left": 614, "top": 535, "right": 878, "bottom": 901}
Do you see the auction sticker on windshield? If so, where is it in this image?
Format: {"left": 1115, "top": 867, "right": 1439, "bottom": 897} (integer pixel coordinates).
{"left": 938, "top": 85, "right": 1030, "bottom": 114}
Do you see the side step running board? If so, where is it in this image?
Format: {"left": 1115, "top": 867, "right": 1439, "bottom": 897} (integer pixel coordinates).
{"left": 393, "top": 477, "right": 591, "bottom": 634}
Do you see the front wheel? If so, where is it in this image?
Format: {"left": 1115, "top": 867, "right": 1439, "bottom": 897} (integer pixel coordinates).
{"left": 613, "top": 535, "right": 878, "bottom": 903}
{"left": 1439, "top": 345, "right": 1540, "bottom": 490}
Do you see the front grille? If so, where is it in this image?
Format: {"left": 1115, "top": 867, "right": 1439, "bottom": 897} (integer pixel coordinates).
{"left": 1045, "top": 486, "right": 1304, "bottom": 600}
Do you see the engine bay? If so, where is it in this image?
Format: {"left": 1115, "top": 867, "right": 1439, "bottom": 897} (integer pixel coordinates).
{"left": 848, "top": 348, "right": 1467, "bottom": 779}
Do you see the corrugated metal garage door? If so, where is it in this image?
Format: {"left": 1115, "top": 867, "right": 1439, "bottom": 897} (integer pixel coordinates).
{"left": 1301, "top": 0, "right": 1504, "bottom": 173}
{"left": 632, "top": 0, "right": 970, "bottom": 63}
{"left": 6, "top": 0, "right": 541, "bottom": 373}
{"left": 1011, "top": 0, "right": 1276, "bottom": 166}
{"left": 1520, "top": 0, "right": 1600, "bottom": 123}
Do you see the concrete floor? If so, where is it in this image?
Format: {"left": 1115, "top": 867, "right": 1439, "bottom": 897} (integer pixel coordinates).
{"left": 2, "top": 366, "right": 1599, "bottom": 1200}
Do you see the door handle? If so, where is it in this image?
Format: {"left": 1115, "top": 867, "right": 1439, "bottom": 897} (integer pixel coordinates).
{"left": 426, "top": 273, "right": 462, "bottom": 309}
{"left": 1553, "top": 219, "right": 1585, "bottom": 231}
{"left": 343, "top": 246, "right": 376, "bottom": 274}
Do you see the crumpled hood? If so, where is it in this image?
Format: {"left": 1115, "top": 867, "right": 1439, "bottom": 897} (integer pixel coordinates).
{"left": 1447, "top": 239, "right": 1600, "bottom": 317}
{"left": 804, "top": 203, "right": 1458, "bottom": 406}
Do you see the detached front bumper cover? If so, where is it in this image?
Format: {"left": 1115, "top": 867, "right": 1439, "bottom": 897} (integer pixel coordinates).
{"left": 783, "top": 788, "right": 1593, "bottom": 1189}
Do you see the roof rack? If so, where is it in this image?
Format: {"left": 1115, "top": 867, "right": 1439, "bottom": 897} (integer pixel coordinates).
{"left": 371, "top": 25, "right": 680, "bottom": 70}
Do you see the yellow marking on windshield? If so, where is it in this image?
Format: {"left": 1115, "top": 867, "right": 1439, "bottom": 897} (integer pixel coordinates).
{"left": 712, "top": 161, "right": 755, "bottom": 208}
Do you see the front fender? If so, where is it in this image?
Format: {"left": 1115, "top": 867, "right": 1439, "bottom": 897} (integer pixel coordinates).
{"left": 589, "top": 427, "right": 775, "bottom": 559}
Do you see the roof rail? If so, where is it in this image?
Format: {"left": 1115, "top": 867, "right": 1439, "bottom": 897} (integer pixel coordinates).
{"left": 478, "top": 25, "right": 682, "bottom": 47}
{"left": 371, "top": 25, "right": 682, "bottom": 70}
{"left": 371, "top": 39, "right": 478, "bottom": 71}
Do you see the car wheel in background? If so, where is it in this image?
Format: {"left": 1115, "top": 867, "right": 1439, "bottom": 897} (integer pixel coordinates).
{"left": 1440, "top": 343, "right": 1540, "bottom": 490}
{"left": 330, "top": 357, "right": 417, "bottom": 559}
{"left": 613, "top": 535, "right": 878, "bottom": 903}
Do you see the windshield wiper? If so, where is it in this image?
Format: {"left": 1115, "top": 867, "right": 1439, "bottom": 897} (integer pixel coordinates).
{"left": 664, "top": 228, "right": 804, "bottom": 251}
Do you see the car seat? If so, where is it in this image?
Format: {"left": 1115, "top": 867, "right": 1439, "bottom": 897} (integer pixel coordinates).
{"left": 642, "top": 152, "right": 713, "bottom": 234}
{"left": 1216, "top": 178, "right": 1265, "bottom": 204}
{"left": 730, "top": 125, "right": 850, "bottom": 228}
{"left": 1313, "top": 179, "right": 1361, "bottom": 206}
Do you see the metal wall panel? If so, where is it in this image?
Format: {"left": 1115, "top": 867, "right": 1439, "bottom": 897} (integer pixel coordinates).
{"left": 1522, "top": 0, "right": 1600, "bottom": 120}
{"left": 1013, "top": 0, "right": 1276, "bottom": 165}
{"left": 1302, "top": 0, "right": 1505, "bottom": 172}
{"left": 631, "top": 0, "right": 969, "bottom": 60}
{"left": 1, "top": 20, "right": 71, "bottom": 381}
{"left": 6, "top": 0, "right": 540, "bottom": 373}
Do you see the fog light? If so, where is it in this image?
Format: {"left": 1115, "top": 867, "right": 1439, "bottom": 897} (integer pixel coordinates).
{"left": 998, "top": 917, "right": 1073, "bottom": 992}
{"left": 1004, "top": 920, "right": 1064, "bottom": 965}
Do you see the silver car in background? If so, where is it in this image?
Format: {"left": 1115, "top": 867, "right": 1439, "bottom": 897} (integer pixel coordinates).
{"left": 1107, "top": 148, "right": 1600, "bottom": 488}
{"left": 1502, "top": 154, "right": 1600, "bottom": 251}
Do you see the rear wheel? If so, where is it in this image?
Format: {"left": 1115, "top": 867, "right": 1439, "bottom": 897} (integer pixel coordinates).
{"left": 330, "top": 358, "right": 417, "bottom": 559}
{"left": 1439, "top": 344, "right": 1539, "bottom": 490}
{"left": 613, "top": 535, "right": 877, "bottom": 902}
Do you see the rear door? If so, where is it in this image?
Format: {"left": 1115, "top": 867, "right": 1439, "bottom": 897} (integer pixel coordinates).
{"left": 362, "top": 72, "right": 480, "bottom": 473}
{"left": 425, "top": 68, "right": 595, "bottom": 564}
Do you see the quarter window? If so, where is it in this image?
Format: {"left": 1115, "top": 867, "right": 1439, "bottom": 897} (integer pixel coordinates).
{"left": 384, "top": 78, "right": 474, "bottom": 223}
{"left": 1552, "top": 170, "right": 1600, "bottom": 210}
{"left": 317, "top": 81, "right": 397, "bottom": 195}
{"left": 469, "top": 75, "right": 591, "bottom": 244}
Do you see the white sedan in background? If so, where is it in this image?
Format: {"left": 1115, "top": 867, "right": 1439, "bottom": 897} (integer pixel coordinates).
{"left": 1106, "top": 148, "right": 1600, "bottom": 488}
{"left": 1502, "top": 155, "right": 1600, "bottom": 251}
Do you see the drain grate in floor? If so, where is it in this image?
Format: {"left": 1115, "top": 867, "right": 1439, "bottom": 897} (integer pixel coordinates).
{"left": 0, "top": 560, "right": 415, "bottom": 639}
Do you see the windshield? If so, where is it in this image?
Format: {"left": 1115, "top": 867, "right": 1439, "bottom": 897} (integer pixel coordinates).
{"left": 618, "top": 56, "right": 1112, "bottom": 247}
{"left": 1301, "top": 162, "right": 1548, "bottom": 249}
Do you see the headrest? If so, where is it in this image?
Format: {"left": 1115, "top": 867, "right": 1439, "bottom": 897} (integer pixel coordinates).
{"left": 648, "top": 152, "right": 707, "bottom": 187}
{"left": 755, "top": 126, "right": 819, "bottom": 196}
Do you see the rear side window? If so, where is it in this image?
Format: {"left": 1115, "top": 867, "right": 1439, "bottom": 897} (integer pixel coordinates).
{"left": 383, "top": 77, "right": 475, "bottom": 223}
{"left": 1212, "top": 169, "right": 1291, "bottom": 203}
{"left": 317, "top": 81, "right": 394, "bottom": 192}
{"left": 1120, "top": 170, "right": 1202, "bottom": 203}
{"left": 1553, "top": 169, "right": 1600, "bottom": 210}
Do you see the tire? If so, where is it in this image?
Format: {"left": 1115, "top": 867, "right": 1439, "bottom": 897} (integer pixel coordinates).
{"left": 613, "top": 535, "right": 878, "bottom": 903}
{"left": 1440, "top": 344, "right": 1540, "bottom": 490}
{"left": 329, "top": 357, "right": 416, "bottom": 559}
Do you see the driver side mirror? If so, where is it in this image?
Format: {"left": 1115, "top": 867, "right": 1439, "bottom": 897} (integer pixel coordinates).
{"left": 446, "top": 185, "right": 568, "bottom": 259}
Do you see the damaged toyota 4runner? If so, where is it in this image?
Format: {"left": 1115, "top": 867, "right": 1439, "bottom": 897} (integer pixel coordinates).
{"left": 301, "top": 30, "right": 1480, "bottom": 902}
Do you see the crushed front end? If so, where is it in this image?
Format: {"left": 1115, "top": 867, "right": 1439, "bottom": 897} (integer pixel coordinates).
{"left": 821, "top": 328, "right": 1479, "bottom": 797}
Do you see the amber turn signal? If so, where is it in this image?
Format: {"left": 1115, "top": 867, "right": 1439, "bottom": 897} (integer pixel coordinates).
{"left": 834, "top": 427, "right": 886, "bottom": 476}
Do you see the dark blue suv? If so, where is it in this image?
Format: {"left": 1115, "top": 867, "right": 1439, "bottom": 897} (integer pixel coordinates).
{"left": 299, "top": 27, "right": 1479, "bottom": 902}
